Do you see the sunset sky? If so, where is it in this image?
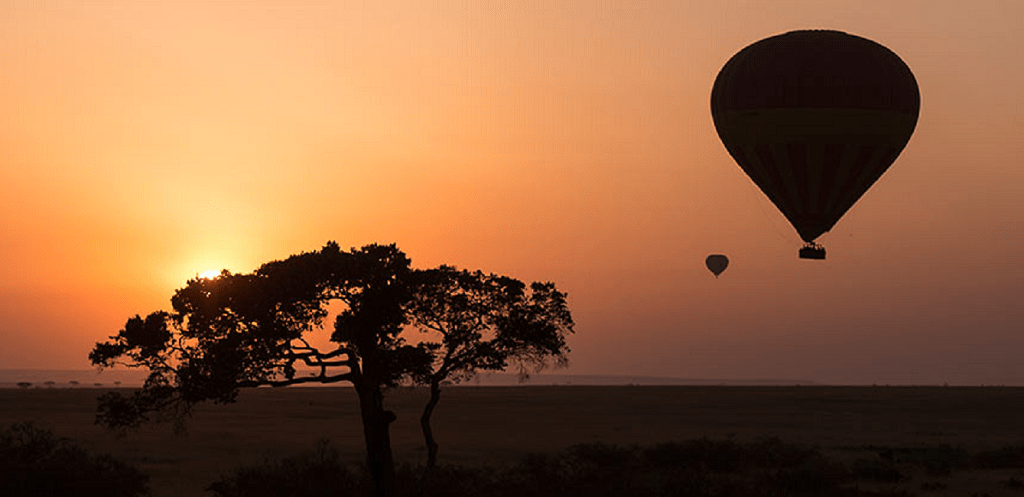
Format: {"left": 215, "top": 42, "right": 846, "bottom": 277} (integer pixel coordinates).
{"left": 2, "top": 1, "right": 1022, "bottom": 385}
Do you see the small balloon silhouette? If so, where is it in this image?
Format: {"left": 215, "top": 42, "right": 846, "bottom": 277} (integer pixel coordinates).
{"left": 706, "top": 254, "right": 729, "bottom": 278}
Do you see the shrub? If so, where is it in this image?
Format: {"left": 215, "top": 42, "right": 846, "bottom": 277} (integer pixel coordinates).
{"left": 396, "top": 463, "right": 498, "bottom": 497}
{"left": 207, "top": 438, "right": 363, "bottom": 497}
{"left": 850, "top": 457, "right": 902, "bottom": 482}
{"left": 975, "top": 443, "right": 1024, "bottom": 469}
{"left": 0, "top": 422, "right": 149, "bottom": 497}
{"left": 921, "top": 481, "right": 948, "bottom": 491}
{"left": 903, "top": 445, "right": 969, "bottom": 475}
{"left": 215, "top": 438, "right": 935, "bottom": 497}
{"left": 643, "top": 438, "right": 744, "bottom": 473}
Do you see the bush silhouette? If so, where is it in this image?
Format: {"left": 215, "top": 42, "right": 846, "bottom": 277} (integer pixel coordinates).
{"left": 0, "top": 422, "right": 148, "bottom": 497}
{"left": 849, "top": 457, "right": 903, "bottom": 482}
{"left": 974, "top": 443, "right": 1024, "bottom": 469}
{"left": 208, "top": 438, "right": 363, "bottom": 497}
{"left": 211, "top": 438, "right": 889, "bottom": 497}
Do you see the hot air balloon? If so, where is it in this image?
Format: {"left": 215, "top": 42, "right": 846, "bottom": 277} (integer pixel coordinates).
{"left": 706, "top": 254, "right": 729, "bottom": 278}
{"left": 711, "top": 30, "right": 920, "bottom": 259}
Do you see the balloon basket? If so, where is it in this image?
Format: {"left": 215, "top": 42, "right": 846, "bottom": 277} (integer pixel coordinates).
{"left": 799, "top": 244, "right": 826, "bottom": 260}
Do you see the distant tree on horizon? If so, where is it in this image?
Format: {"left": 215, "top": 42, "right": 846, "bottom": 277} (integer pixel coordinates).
{"left": 89, "top": 242, "right": 574, "bottom": 497}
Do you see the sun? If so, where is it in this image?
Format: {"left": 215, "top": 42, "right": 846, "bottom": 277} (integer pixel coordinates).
{"left": 198, "top": 269, "right": 222, "bottom": 280}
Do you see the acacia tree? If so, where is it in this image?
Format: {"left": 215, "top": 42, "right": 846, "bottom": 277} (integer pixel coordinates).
{"left": 407, "top": 266, "right": 573, "bottom": 470}
{"left": 89, "top": 242, "right": 573, "bottom": 497}
{"left": 91, "top": 243, "right": 432, "bottom": 497}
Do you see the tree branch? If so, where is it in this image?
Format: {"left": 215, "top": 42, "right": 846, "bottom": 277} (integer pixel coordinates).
{"left": 240, "top": 371, "right": 353, "bottom": 388}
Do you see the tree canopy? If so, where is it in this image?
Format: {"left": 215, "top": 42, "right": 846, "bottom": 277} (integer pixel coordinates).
{"left": 409, "top": 266, "right": 572, "bottom": 383}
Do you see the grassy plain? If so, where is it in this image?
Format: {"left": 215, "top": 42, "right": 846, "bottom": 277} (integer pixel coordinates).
{"left": 3, "top": 386, "right": 1024, "bottom": 496}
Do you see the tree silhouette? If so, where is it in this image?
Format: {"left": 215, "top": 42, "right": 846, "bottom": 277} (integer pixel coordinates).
{"left": 89, "top": 242, "right": 573, "bottom": 497}
{"left": 408, "top": 266, "right": 573, "bottom": 471}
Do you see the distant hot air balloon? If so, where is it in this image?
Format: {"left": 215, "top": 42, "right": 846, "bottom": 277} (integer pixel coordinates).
{"left": 711, "top": 30, "right": 920, "bottom": 259}
{"left": 706, "top": 254, "right": 729, "bottom": 278}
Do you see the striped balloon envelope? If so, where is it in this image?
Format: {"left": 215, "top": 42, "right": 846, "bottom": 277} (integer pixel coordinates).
{"left": 711, "top": 30, "right": 920, "bottom": 259}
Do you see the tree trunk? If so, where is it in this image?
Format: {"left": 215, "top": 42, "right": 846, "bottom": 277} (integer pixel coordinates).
{"left": 420, "top": 380, "right": 442, "bottom": 469}
{"left": 355, "top": 380, "right": 397, "bottom": 497}
{"left": 411, "top": 380, "right": 442, "bottom": 497}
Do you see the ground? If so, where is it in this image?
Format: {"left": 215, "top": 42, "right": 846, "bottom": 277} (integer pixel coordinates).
{"left": 3, "top": 385, "right": 1023, "bottom": 496}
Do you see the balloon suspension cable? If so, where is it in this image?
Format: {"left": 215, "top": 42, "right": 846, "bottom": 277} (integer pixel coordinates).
{"left": 799, "top": 242, "right": 826, "bottom": 260}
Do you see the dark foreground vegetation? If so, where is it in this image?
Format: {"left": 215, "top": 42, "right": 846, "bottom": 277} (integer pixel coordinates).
{"left": 0, "top": 422, "right": 149, "bottom": 497}
{"left": 6, "top": 386, "right": 1024, "bottom": 496}
{"left": 208, "top": 437, "right": 1024, "bottom": 497}
{"left": 6, "top": 420, "right": 1024, "bottom": 497}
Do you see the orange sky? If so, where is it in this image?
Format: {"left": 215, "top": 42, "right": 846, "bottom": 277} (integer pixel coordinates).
{"left": 2, "top": 1, "right": 1023, "bottom": 384}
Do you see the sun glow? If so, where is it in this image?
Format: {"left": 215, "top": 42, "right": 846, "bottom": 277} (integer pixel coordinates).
{"left": 198, "top": 269, "right": 222, "bottom": 280}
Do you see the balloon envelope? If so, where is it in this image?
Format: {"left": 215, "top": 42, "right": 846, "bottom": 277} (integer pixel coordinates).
{"left": 706, "top": 254, "right": 729, "bottom": 277}
{"left": 711, "top": 30, "right": 919, "bottom": 253}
